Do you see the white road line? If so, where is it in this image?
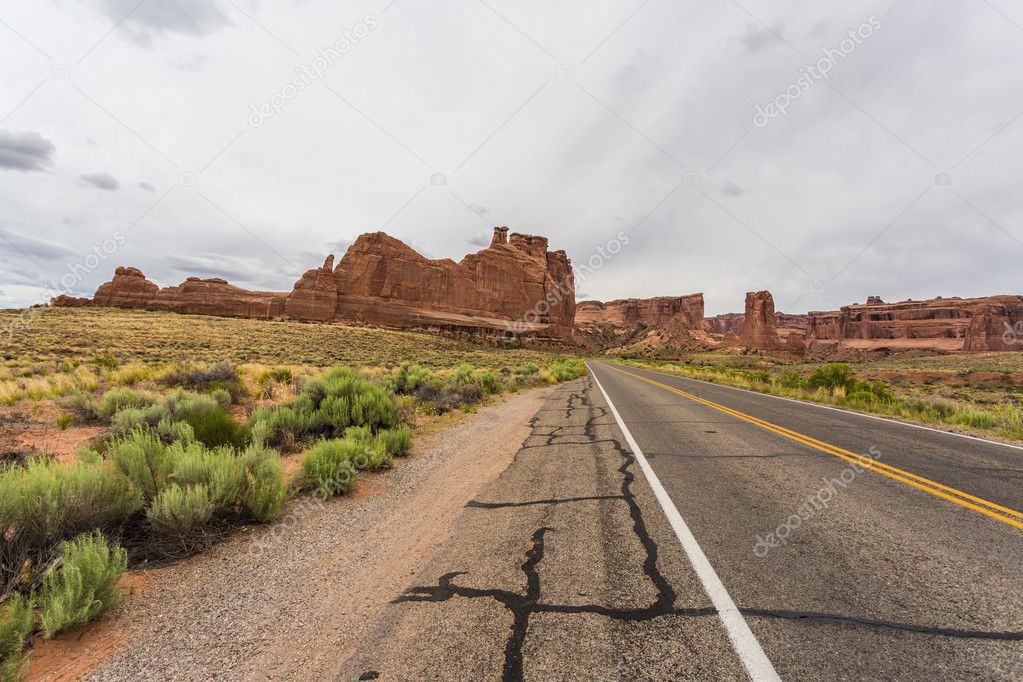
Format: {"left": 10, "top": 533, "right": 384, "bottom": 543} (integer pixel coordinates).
{"left": 613, "top": 361, "right": 1023, "bottom": 453}
{"left": 585, "top": 362, "right": 781, "bottom": 682}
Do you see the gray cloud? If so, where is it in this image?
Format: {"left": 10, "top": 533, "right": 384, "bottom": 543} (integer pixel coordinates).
{"left": 101, "top": 0, "right": 232, "bottom": 44}
{"left": 721, "top": 181, "right": 746, "bottom": 197}
{"left": 138, "top": 182, "right": 156, "bottom": 192}
{"left": 80, "top": 172, "right": 120, "bottom": 191}
{"left": 740, "top": 23, "right": 782, "bottom": 53}
{"left": 0, "top": 130, "right": 56, "bottom": 172}
{"left": 1, "top": 2, "right": 1021, "bottom": 313}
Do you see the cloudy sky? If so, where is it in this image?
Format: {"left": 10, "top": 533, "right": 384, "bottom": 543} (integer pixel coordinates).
{"left": 1, "top": 0, "right": 1021, "bottom": 315}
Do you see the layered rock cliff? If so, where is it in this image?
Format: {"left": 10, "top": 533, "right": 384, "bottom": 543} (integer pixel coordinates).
{"left": 807, "top": 295, "right": 1023, "bottom": 355}
{"left": 574, "top": 294, "right": 712, "bottom": 351}
{"left": 56, "top": 227, "right": 575, "bottom": 342}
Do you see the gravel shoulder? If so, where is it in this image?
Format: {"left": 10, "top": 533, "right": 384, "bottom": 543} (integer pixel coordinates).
{"left": 25, "top": 386, "right": 554, "bottom": 681}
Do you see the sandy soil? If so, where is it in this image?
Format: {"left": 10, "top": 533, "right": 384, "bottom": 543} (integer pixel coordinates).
{"left": 23, "top": 385, "right": 553, "bottom": 681}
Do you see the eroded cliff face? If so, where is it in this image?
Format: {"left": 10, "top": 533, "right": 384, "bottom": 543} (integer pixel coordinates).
{"left": 92, "top": 267, "right": 159, "bottom": 308}
{"left": 740, "top": 290, "right": 784, "bottom": 351}
{"left": 56, "top": 227, "right": 575, "bottom": 342}
{"left": 574, "top": 294, "right": 711, "bottom": 351}
{"left": 575, "top": 295, "right": 704, "bottom": 330}
{"left": 807, "top": 295, "right": 1023, "bottom": 355}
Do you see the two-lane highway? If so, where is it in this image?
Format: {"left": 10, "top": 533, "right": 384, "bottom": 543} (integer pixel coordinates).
{"left": 587, "top": 360, "right": 1022, "bottom": 680}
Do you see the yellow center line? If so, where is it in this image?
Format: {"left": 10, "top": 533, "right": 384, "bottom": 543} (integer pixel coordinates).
{"left": 604, "top": 364, "right": 1023, "bottom": 531}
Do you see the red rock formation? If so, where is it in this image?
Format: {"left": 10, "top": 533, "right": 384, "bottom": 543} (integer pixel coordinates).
{"left": 53, "top": 228, "right": 576, "bottom": 342}
{"left": 149, "top": 277, "right": 286, "bottom": 319}
{"left": 574, "top": 294, "right": 710, "bottom": 350}
{"left": 331, "top": 229, "right": 575, "bottom": 340}
{"left": 92, "top": 266, "right": 159, "bottom": 308}
{"left": 284, "top": 255, "right": 337, "bottom": 322}
{"left": 49, "top": 295, "right": 92, "bottom": 307}
{"left": 807, "top": 295, "right": 1023, "bottom": 355}
{"left": 576, "top": 295, "right": 705, "bottom": 330}
{"left": 741, "top": 291, "right": 784, "bottom": 351}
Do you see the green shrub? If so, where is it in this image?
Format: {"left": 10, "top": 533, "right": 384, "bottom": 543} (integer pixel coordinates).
{"left": 237, "top": 445, "right": 286, "bottom": 522}
{"left": 97, "top": 388, "right": 156, "bottom": 418}
{"left": 60, "top": 391, "right": 100, "bottom": 424}
{"left": 376, "top": 427, "right": 412, "bottom": 457}
{"left": 161, "top": 363, "right": 244, "bottom": 401}
{"left": 807, "top": 364, "right": 852, "bottom": 392}
{"left": 0, "top": 594, "right": 33, "bottom": 681}
{"left": 299, "top": 440, "right": 358, "bottom": 499}
{"left": 0, "top": 459, "right": 141, "bottom": 566}
{"left": 251, "top": 366, "right": 399, "bottom": 448}
{"left": 543, "top": 359, "right": 587, "bottom": 383}
{"left": 386, "top": 363, "right": 435, "bottom": 394}
{"left": 951, "top": 411, "right": 997, "bottom": 428}
{"left": 413, "top": 380, "right": 483, "bottom": 414}
{"left": 472, "top": 370, "right": 502, "bottom": 394}
{"left": 513, "top": 362, "right": 539, "bottom": 375}
{"left": 39, "top": 531, "right": 127, "bottom": 638}
{"left": 780, "top": 371, "right": 807, "bottom": 389}
{"left": 146, "top": 485, "right": 215, "bottom": 551}
{"left": 91, "top": 353, "right": 120, "bottom": 371}
{"left": 56, "top": 413, "right": 73, "bottom": 430}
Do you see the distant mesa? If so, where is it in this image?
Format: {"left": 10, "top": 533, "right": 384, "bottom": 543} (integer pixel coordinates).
{"left": 53, "top": 228, "right": 576, "bottom": 342}
{"left": 573, "top": 289, "right": 1023, "bottom": 358}
{"left": 51, "top": 230, "right": 1023, "bottom": 357}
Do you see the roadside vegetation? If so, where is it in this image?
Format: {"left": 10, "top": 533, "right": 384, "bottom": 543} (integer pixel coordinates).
{"left": 0, "top": 309, "right": 586, "bottom": 678}
{"left": 619, "top": 356, "right": 1023, "bottom": 442}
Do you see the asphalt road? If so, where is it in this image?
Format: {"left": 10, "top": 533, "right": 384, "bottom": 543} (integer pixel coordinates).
{"left": 339, "top": 365, "right": 1022, "bottom": 681}
{"left": 586, "top": 360, "right": 1022, "bottom": 680}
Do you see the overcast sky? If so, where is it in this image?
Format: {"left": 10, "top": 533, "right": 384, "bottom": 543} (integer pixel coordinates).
{"left": 1, "top": 0, "right": 1021, "bottom": 315}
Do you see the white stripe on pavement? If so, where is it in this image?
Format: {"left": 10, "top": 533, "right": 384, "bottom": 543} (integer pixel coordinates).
{"left": 586, "top": 362, "right": 781, "bottom": 682}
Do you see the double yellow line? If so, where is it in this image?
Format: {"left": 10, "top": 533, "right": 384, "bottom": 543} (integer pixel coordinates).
{"left": 606, "top": 364, "right": 1023, "bottom": 531}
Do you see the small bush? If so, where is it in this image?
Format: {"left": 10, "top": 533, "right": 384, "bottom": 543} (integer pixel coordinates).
{"left": 542, "top": 359, "right": 586, "bottom": 384}
{"left": 161, "top": 362, "right": 242, "bottom": 396}
{"left": 413, "top": 380, "right": 483, "bottom": 414}
{"left": 299, "top": 440, "right": 358, "bottom": 499}
{"left": 376, "top": 427, "right": 412, "bottom": 457}
{"left": 513, "top": 362, "right": 539, "bottom": 375}
{"left": 39, "top": 531, "right": 127, "bottom": 638}
{"left": 807, "top": 364, "right": 852, "bottom": 392}
{"left": 780, "top": 372, "right": 807, "bottom": 389}
{"left": 0, "top": 594, "right": 33, "bottom": 681}
{"left": 237, "top": 445, "right": 287, "bottom": 522}
{"left": 97, "top": 388, "right": 156, "bottom": 418}
{"left": 91, "top": 353, "right": 120, "bottom": 371}
{"left": 1, "top": 458, "right": 141, "bottom": 572}
{"left": 250, "top": 366, "right": 399, "bottom": 448}
{"left": 146, "top": 484, "right": 216, "bottom": 552}
{"left": 951, "top": 411, "right": 997, "bottom": 428}
{"left": 386, "top": 363, "right": 435, "bottom": 394}
{"left": 473, "top": 370, "right": 502, "bottom": 394}
{"left": 60, "top": 391, "right": 101, "bottom": 424}
{"left": 56, "top": 413, "right": 73, "bottom": 430}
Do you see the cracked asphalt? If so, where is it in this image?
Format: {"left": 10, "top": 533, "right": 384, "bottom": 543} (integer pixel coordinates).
{"left": 337, "top": 364, "right": 1022, "bottom": 681}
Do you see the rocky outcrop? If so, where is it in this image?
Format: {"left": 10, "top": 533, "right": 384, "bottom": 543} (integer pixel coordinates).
{"left": 574, "top": 294, "right": 711, "bottom": 351}
{"left": 283, "top": 255, "right": 337, "bottom": 322}
{"left": 54, "top": 227, "right": 575, "bottom": 342}
{"left": 575, "top": 295, "right": 705, "bottom": 330}
{"left": 92, "top": 266, "right": 159, "bottom": 308}
{"left": 807, "top": 295, "right": 1023, "bottom": 355}
{"left": 741, "top": 291, "right": 784, "bottom": 351}
{"left": 330, "top": 229, "right": 575, "bottom": 340}
{"left": 148, "top": 278, "right": 286, "bottom": 319}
